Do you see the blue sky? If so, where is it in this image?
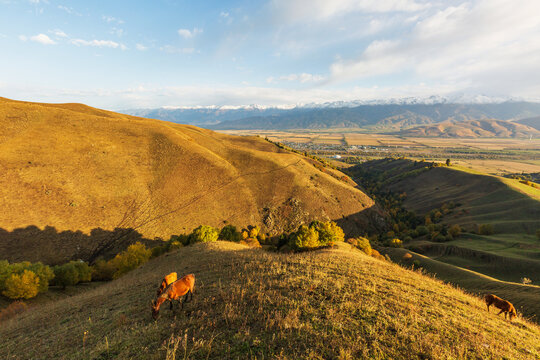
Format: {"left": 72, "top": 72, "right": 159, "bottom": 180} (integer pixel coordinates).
{"left": 1, "top": 0, "right": 540, "bottom": 109}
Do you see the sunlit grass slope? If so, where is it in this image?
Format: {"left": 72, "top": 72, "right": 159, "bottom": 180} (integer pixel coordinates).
{"left": 1, "top": 242, "right": 539, "bottom": 359}
{"left": 0, "top": 97, "right": 375, "bottom": 263}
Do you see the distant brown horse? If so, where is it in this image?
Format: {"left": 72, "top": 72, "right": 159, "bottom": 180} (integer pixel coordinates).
{"left": 485, "top": 294, "right": 517, "bottom": 320}
{"left": 151, "top": 274, "right": 195, "bottom": 319}
{"left": 156, "top": 272, "right": 177, "bottom": 296}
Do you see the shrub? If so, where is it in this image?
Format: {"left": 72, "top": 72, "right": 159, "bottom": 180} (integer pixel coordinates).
{"left": 478, "top": 224, "right": 494, "bottom": 235}
{"left": 219, "top": 225, "right": 241, "bottom": 242}
{"left": 72, "top": 261, "right": 92, "bottom": 283}
{"left": 0, "top": 301, "right": 27, "bottom": 323}
{"left": 448, "top": 224, "right": 461, "bottom": 237}
{"left": 402, "top": 252, "right": 413, "bottom": 260}
{"left": 416, "top": 226, "right": 428, "bottom": 236}
{"left": 151, "top": 245, "right": 167, "bottom": 258}
{"left": 521, "top": 277, "right": 532, "bottom": 285}
{"left": 347, "top": 237, "right": 372, "bottom": 255}
{"left": 536, "top": 229, "right": 540, "bottom": 240}
{"left": 290, "top": 225, "right": 320, "bottom": 250}
{"left": 2, "top": 270, "right": 40, "bottom": 299}
{"left": 311, "top": 221, "right": 344, "bottom": 246}
{"left": 289, "top": 221, "right": 345, "bottom": 250}
{"left": 53, "top": 263, "right": 80, "bottom": 289}
{"left": 190, "top": 225, "right": 219, "bottom": 244}
{"left": 0, "top": 260, "right": 12, "bottom": 292}
{"left": 169, "top": 234, "right": 190, "bottom": 246}
{"left": 92, "top": 259, "right": 117, "bottom": 281}
{"left": 248, "top": 225, "right": 260, "bottom": 239}
{"left": 110, "top": 242, "right": 151, "bottom": 279}
{"left": 404, "top": 236, "right": 413, "bottom": 242}
{"left": 388, "top": 238, "right": 403, "bottom": 248}
{"left": 370, "top": 249, "right": 386, "bottom": 261}
{"left": 27, "top": 262, "right": 54, "bottom": 293}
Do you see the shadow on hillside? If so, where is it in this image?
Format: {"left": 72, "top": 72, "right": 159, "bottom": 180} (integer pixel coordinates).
{"left": 0, "top": 225, "right": 154, "bottom": 265}
{"left": 335, "top": 205, "right": 389, "bottom": 238}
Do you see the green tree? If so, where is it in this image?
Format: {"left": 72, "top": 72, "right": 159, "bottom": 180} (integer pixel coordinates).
{"left": 72, "top": 261, "right": 92, "bottom": 283}
{"left": 0, "top": 260, "right": 11, "bottom": 292}
{"left": 446, "top": 158, "right": 451, "bottom": 166}
{"left": 91, "top": 259, "right": 117, "bottom": 281}
{"left": 54, "top": 263, "right": 80, "bottom": 289}
{"left": 111, "top": 242, "right": 152, "bottom": 278}
{"left": 388, "top": 238, "right": 403, "bottom": 248}
{"left": 348, "top": 237, "right": 372, "bottom": 255}
{"left": 478, "top": 224, "right": 494, "bottom": 235}
{"left": 27, "top": 262, "right": 54, "bottom": 292}
{"left": 2, "top": 270, "right": 40, "bottom": 299}
{"left": 290, "top": 225, "right": 320, "bottom": 250}
{"left": 448, "top": 224, "right": 461, "bottom": 237}
{"left": 219, "top": 225, "right": 241, "bottom": 242}
{"left": 189, "top": 225, "right": 219, "bottom": 244}
{"left": 311, "top": 221, "right": 345, "bottom": 246}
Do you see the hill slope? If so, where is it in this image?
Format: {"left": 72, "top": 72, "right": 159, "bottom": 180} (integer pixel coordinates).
{"left": 516, "top": 116, "right": 540, "bottom": 131}
{"left": 0, "top": 97, "right": 378, "bottom": 264}
{"left": 397, "top": 119, "right": 540, "bottom": 138}
{"left": 347, "top": 159, "right": 540, "bottom": 286}
{"left": 1, "top": 241, "right": 539, "bottom": 359}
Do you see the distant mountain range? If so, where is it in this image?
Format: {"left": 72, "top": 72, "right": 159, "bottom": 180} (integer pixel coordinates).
{"left": 396, "top": 119, "right": 540, "bottom": 138}
{"left": 122, "top": 100, "right": 540, "bottom": 133}
{"left": 516, "top": 116, "right": 540, "bottom": 131}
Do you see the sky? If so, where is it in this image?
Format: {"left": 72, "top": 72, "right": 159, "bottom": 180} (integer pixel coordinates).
{"left": 1, "top": 0, "right": 540, "bottom": 109}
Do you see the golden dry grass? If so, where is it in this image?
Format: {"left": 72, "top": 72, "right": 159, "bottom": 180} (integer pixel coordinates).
{"left": 1, "top": 241, "right": 539, "bottom": 359}
{"left": 0, "top": 97, "right": 374, "bottom": 263}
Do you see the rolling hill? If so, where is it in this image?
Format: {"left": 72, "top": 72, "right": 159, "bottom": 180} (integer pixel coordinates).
{"left": 516, "top": 116, "right": 540, "bottom": 131}
{"left": 209, "top": 102, "right": 540, "bottom": 130}
{"left": 396, "top": 119, "right": 540, "bottom": 138}
{"left": 1, "top": 241, "right": 539, "bottom": 359}
{"left": 0, "top": 97, "right": 380, "bottom": 264}
{"left": 346, "top": 159, "right": 540, "bottom": 310}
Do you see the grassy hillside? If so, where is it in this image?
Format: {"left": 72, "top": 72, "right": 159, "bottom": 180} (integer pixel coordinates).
{"left": 347, "top": 158, "right": 540, "bottom": 289}
{"left": 1, "top": 241, "right": 539, "bottom": 359}
{"left": 397, "top": 119, "right": 540, "bottom": 138}
{"left": 0, "top": 97, "right": 377, "bottom": 264}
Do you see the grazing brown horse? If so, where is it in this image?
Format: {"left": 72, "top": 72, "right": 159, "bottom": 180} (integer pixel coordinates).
{"left": 151, "top": 274, "right": 195, "bottom": 319}
{"left": 485, "top": 294, "right": 517, "bottom": 320}
{"left": 156, "top": 272, "right": 177, "bottom": 296}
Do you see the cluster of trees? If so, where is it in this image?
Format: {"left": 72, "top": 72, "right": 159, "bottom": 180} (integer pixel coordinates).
{"left": 288, "top": 221, "right": 344, "bottom": 250}
{"left": 0, "top": 241, "right": 154, "bottom": 299}
{"left": 0, "top": 261, "right": 54, "bottom": 299}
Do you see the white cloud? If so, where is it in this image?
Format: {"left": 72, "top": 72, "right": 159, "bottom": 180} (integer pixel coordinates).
{"left": 30, "top": 33, "right": 56, "bottom": 45}
{"left": 50, "top": 29, "right": 67, "bottom": 38}
{"left": 136, "top": 43, "right": 148, "bottom": 51}
{"left": 327, "top": 0, "right": 540, "bottom": 96}
{"left": 57, "top": 5, "right": 80, "bottom": 16}
{"left": 70, "top": 38, "right": 126, "bottom": 49}
{"left": 272, "top": 0, "right": 430, "bottom": 23}
{"left": 267, "top": 73, "right": 325, "bottom": 84}
{"left": 18, "top": 35, "right": 28, "bottom": 41}
{"left": 220, "top": 11, "right": 229, "bottom": 18}
{"left": 178, "top": 28, "right": 203, "bottom": 39}
{"left": 160, "top": 45, "right": 195, "bottom": 54}
{"left": 102, "top": 15, "right": 124, "bottom": 24}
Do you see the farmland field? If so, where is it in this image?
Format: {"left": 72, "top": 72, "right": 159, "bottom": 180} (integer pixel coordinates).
{"left": 219, "top": 129, "right": 540, "bottom": 176}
